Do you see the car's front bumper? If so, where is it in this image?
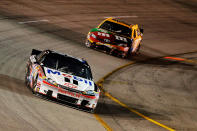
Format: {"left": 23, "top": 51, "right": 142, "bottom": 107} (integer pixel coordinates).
{"left": 35, "top": 80, "right": 99, "bottom": 109}
{"left": 87, "top": 38, "right": 129, "bottom": 52}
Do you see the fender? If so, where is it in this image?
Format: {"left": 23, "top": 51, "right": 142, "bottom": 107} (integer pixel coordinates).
{"left": 132, "top": 37, "right": 142, "bottom": 53}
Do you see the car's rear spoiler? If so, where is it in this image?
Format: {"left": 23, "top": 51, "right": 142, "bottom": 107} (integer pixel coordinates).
{"left": 31, "top": 49, "right": 42, "bottom": 56}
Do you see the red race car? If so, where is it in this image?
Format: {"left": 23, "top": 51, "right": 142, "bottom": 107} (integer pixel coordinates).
{"left": 85, "top": 18, "right": 143, "bottom": 58}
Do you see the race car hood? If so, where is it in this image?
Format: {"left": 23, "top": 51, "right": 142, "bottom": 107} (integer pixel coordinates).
{"left": 90, "top": 28, "right": 131, "bottom": 44}
{"left": 43, "top": 67, "right": 94, "bottom": 91}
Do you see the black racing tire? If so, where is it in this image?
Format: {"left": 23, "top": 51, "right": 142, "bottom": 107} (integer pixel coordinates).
{"left": 90, "top": 108, "right": 95, "bottom": 114}
{"left": 25, "top": 66, "right": 30, "bottom": 88}
{"left": 121, "top": 51, "right": 129, "bottom": 59}
{"left": 132, "top": 44, "right": 141, "bottom": 56}
{"left": 32, "top": 75, "right": 38, "bottom": 94}
{"left": 85, "top": 39, "right": 94, "bottom": 48}
{"left": 128, "top": 44, "right": 141, "bottom": 57}
{"left": 136, "top": 44, "right": 141, "bottom": 53}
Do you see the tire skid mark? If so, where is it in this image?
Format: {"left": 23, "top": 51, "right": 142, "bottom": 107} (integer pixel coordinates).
{"left": 0, "top": 75, "right": 56, "bottom": 130}
{"left": 96, "top": 60, "right": 176, "bottom": 131}
{"left": 96, "top": 56, "right": 197, "bottom": 130}
{"left": 0, "top": 17, "right": 116, "bottom": 131}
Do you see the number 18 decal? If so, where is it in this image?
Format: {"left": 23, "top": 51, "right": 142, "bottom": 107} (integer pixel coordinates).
{"left": 115, "top": 35, "right": 127, "bottom": 42}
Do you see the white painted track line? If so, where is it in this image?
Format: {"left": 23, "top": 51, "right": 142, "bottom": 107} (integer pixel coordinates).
{"left": 18, "top": 19, "right": 49, "bottom": 24}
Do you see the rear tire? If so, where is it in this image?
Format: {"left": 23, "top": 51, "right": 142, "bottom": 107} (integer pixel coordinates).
{"left": 25, "top": 66, "right": 30, "bottom": 88}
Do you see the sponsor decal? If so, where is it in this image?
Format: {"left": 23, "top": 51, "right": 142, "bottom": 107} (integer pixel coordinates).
{"left": 103, "top": 43, "right": 112, "bottom": 48}
{"left": 34, "top": 82, "right": 41, "bottom": 92}
{"left": 47, "top": 69, "right": 93, "bottom": 86}
{"left": 47, "top": 69, "right": 61, "bottom": 75}
{"left": 64, "top": 82, "right": 77, "bottom": 88}
{"left": 36, "top": 87, "right": 40, "bottom": 92}
{"left": 36, "top": 82, "right": 41, "bottom": 88}
{"left": 47, "top": 69, "right": 71, "bottom": 78}
{"left": 58, "top": 89, "right": 80, "bottom": 98}
{"left": 38, "top": 68, "right": 46, "bottom": 79}
{"left": 73, "top": 76, "right": 92, "bottom": 86}
{"left": 62, "top": 73, "right": 72, "bottom": 78}
{"left": 58, "top": 89, "right": 96, "bottom": 99}
{"left": 115, "top": 35, "right": 127, "bottom": 42}
{"left": 97, "top": 32, "right": 110, "bottom": 37}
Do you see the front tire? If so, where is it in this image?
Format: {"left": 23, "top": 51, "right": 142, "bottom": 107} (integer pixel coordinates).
{"left": 85, "top": 39, "right": 93, "bottom": 48}
{"left": 90, "top": 108, "right": 95, "bottom": 113}
{"left": 121, "top": 51, "right": 129, "bottom": 59}
{"left": 32, "top": 75, "right": 38, "bottom": 94}
{"left": 136, "top": 44, "right": 141, "bottom": 53}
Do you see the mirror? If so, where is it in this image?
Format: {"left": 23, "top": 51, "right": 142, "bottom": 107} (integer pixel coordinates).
{"left": 30, "top": 55, "right": 37, "bottom": 63}
{"left": 140, "top": 28, "right": 144, "bottom": 34}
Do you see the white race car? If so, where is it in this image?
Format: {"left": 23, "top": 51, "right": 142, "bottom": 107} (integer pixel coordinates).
{"left": 25, "top": 49, "right": 100, "bottom": 112}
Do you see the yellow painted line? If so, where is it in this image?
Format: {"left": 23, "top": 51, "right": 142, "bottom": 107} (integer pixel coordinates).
{"left": 97, "top": 61, "right": 136, "bottom": 84}
{"left": 94, "top": 114, "right": 113, "bottom": 131}
{"left": 104, "top": 80, "right": 129, "bottom": 85}
{"left": 95, "top": 56, "right": 195, "bottom": 131}
{"left": 93, "top": 61, "right": 136, "bottom": 131}
{"left": 104, "top": 92, "right": 175, "bottom": 131}
{"left": 96, "top": 60, "right": 176, "bottom": 131}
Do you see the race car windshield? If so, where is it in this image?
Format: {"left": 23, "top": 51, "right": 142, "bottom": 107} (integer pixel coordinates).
{"left": 41, "top": 53, "right": 92, "bottom": 80}
{"left": 100, "top": 21, "right": 131, "bottom": 37}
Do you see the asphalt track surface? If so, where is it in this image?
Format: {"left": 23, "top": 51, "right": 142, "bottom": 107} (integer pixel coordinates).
{"left": 0, "top": 0, "right": 197, "bottom": 130}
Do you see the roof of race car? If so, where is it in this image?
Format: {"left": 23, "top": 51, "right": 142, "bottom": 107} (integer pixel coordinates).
{"left": 98, "top": 17, "right": 132, "bottom": 29}
{"left": 46, "top": 50, "right": 88, "bottom": 65}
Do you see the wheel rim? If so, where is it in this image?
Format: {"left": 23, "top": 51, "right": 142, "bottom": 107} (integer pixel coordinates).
{"left": 25, "top": 72, "right": 30, "bottom": 87}
{"left": 85, "top": 40, "right": 92, "bottom": 48}
{"left": 32, "top": 76, "right": 38, "bottom": 93}
{"left": 122, "top": 53, "right": 127, "bottom": 58}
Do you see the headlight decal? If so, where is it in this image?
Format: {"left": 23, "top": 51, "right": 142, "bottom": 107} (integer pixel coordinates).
{"left": 83, "top": 90, "right": 95, "bottom": 96}
{"left": 47, "top": 78, "right": 55, "bottom": 84}
{"left": 43, "top": 80, "right": 58, "bottom": 88}
{"left": 44, "top": 78, "right": 58, "bottom": 86}
{"left": 91, "top": 33, "right": 97, "bottom": 39}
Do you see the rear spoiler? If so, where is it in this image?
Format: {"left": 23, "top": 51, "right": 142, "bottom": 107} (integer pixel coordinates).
{"left": 31, "top": 49, "right": 42, "bottom": 56}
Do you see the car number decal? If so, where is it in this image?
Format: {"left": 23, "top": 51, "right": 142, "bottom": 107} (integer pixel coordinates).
{"left": 115, "top": 35, "right": 127, "bottom": 42}
{"left": 64, "top": 82, "right": 77, "bottom": 89}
